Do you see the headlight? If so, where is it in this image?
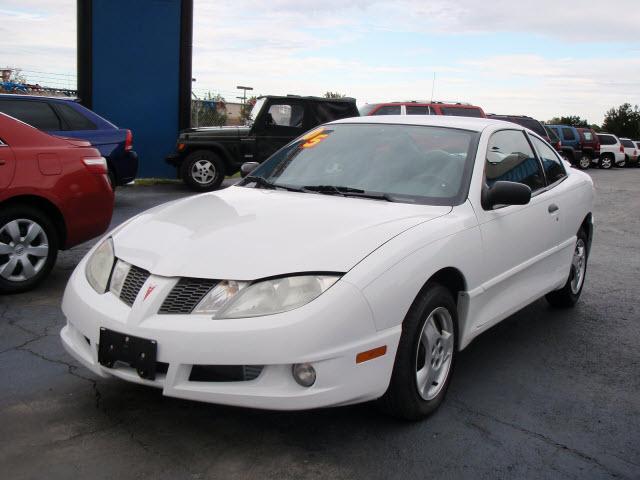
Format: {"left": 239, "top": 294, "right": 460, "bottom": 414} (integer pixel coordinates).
{"left": 85, "top": 237, "right": 115, "bottom": 293}
{"left": 193, "top": 275, "right": 340, "bottom": 318}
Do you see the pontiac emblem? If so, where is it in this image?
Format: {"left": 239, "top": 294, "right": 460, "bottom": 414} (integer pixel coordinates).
{"left": 143, "top": 284, "right": 156, "bottom": 301}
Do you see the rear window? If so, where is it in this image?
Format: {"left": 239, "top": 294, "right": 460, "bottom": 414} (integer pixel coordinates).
{"left": 621, "top": 139, "right": 635, "bottom": 148}
{"left": 0, "top": 99, "right": 61, "bottom": 130}
{"left": 597, "top": 134, "right": 617, "bottom": 145}
{"left": 581, "top": 130, "right": 593, "bottom": 141}
{"left": 371, "top": 105, "right": 401, "bottom": 116}
{"left": 440, "top": 107, "right": 483, "bottom": 117}
{"left": 406, "top": 105, "right": 431, "bottom": 115}
{"left": 55, "top": 102, "right": 97, "bottom": 130}
{"left": 561, "top": 128, "right": 576, "bottom": 141}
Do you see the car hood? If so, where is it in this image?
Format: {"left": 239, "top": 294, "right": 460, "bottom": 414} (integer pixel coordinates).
{"left": 113, "top": 186, "right": 451, "bottom": 280}
{"left": 180, "top": 125, "right": 251, "bottom": 140}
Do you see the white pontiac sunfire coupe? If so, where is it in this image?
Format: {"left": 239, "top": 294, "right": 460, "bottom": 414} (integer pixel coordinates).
{"left": 61, "top": 116, "right": 594, "bottom": 420}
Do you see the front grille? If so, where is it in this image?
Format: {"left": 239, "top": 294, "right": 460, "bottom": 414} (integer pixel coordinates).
{"left": 119, "top": 265, "right": 151, "bottom": 306}
{"left": 159, "top": 277, "right": 218, "bottom": 314}
{"left": 189, "top": 365, "right": 264, "bottom": 382}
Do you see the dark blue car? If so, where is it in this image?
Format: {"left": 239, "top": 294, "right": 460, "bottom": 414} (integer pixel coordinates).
{"left": 0, "top": 94, "right": 138, "bottom": 186}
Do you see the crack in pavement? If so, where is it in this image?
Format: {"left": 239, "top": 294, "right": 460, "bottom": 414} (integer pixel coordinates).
{"left": 451, "top": 400, "right": 629, "bottom": 479}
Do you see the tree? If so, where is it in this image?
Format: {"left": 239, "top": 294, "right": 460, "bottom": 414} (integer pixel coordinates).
{"left": 240, "top": 96, "right": 257, "bottom": 124}
{"left": 324, "top": 91, "right": 346, "bottom": 99}
{"left": 602, "top": 103, "right": 640, "bottom": 138}
{"left": 547, "top": 116, "right": 589, "bottom": 127}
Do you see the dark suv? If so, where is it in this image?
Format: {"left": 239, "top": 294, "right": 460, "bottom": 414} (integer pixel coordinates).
{"left": 545, "top": 125, "right": 586, "bottom": 169}
{"left": 576, "top": 128, "right": 600, "bottom": 169}
{"left": 167, "top": 95, "right": 359, "bottom": 191}
{"left": 487, "top": 115, "right": 550, "bottom": 141}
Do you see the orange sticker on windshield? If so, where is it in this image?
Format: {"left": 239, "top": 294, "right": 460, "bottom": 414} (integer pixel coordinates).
{"left": 301, "top": 128, "right": 329, "bottom": 148}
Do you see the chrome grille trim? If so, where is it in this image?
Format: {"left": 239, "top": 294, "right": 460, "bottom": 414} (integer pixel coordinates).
{"left": 159, "top": 277, "right": 218, "bottom": 314}
{"left": 119, "top": 265, "right": 150, "bottom": 306}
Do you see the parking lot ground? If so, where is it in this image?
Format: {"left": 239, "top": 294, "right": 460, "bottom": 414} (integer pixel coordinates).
{"left": 1, "top": 171, "right": 639, "bottom": 479}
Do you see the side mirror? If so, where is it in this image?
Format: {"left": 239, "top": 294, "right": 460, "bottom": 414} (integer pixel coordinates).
{"left": 240, "top": 162, "right": 260, "bottom": 178}
{"left": 482, "top": 181, "right": 531, "bottom": 210}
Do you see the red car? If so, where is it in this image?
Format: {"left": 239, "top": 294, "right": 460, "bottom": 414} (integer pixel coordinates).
{"left": 359, "top": 101, "right": 486, "bottom": 118}
{"left": 0, "top": 113, "right": 114, "bottom": 293}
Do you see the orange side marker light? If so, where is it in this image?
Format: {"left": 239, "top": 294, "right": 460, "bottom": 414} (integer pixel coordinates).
{"left": 356, "top": 345, "right": 387, "bottom": 364}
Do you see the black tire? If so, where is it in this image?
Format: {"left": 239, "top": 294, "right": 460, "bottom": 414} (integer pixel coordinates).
{"left": 0, "top": 205, "right": 59, "bottom": 294}
{"left": 599, "top": 154, "right": 613, "bottom": 169}
{"left": 546, "top": 229, "right": 588, "bottom": 308}
{"left": 107, "top": 166, "right": 117, "bottom": 191}
{"left": 378, "top": 283, "right": 458, "bottom": 420}
{"left": 182, "top": 150, "right": 225, "bottom": 192}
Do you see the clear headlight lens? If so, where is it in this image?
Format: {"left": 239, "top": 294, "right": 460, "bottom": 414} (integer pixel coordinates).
{"left": 193, "top": 280, "right": 249, "bottom": 315}
{"left": 198, "top": 275, "right": 340, "bottom": 319}
{"left": 85, "top": 237, "right": 115, "bottom": 294}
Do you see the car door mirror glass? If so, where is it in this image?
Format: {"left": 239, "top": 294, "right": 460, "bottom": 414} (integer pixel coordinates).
{"left": 483, "top": 181, "right": 531, "bottom": 209}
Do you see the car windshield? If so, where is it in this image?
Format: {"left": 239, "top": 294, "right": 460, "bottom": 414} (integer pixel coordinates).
{"left": 242, "top": 123, "right": 478, "bottom": 205}
{"left": 248, "top": 98, "right": 266, "bottom": 123}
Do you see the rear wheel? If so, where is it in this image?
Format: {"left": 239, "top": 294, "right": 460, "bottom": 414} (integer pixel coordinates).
{"left": 379, "top": 284, "right": 457, "bottom": 420}
{"left": 0, "top": 205, "right": 59, "bottom": 294}
{"left": 182, "top": 150, "right": 225, "bottom": 192}
{"left": 578, "top": 155, "right": 591, "bottom": 170}
{"left": 599, "top": 154, "right": 613, "bottom": 169}
{"left": 546, "top": 229, "right": 588, "bottom": 308}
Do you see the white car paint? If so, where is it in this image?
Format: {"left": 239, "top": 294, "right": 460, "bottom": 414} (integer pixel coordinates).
{"left": 597, "top": 133, "right": 626, "bottom": 165}
{"left": 61, "top": 115, "right": 594, "bottom": 410}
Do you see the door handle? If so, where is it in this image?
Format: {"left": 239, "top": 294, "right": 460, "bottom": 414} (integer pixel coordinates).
{"left": 548, "top": 204, "right": 559, "bottom": 213}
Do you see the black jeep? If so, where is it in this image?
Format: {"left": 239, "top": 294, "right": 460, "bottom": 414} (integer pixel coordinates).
{"left": 166, "top": 95, "right": 359, "bottom": 191}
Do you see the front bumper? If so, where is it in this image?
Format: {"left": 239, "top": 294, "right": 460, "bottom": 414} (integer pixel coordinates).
{"left": 60, "top": 260, "right": 400, "bottom": 410}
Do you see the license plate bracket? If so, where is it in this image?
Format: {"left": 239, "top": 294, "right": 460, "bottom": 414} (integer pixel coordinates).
{"left": 98, "top": 328, "right": 158, "bottom": 380}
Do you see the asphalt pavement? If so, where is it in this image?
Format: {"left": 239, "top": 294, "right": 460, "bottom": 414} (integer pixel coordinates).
{"left": 1, "top": 171, "right": 638, "bottom": 479}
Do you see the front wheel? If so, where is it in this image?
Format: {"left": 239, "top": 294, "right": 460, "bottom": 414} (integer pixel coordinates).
{"left": 182, "top": 150, "right": 225, "bottom": 192}
{"left": 0, "top": 205, "right": 59, "bottom": 294}
{"left": 546, "top": 229, "right": 588, "bottom": 308}
{"left": 379, "top": 284, "right": 457, "bottom": 420}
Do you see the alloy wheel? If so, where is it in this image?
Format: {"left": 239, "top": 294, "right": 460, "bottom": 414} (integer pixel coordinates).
{"left": 0, "top": 219, "right": 49, "bottom": 282}
{"left": 579, "top": 156, "right": 591, "bottom": 169}
{"left": 570, "top": 238, "right": 587, "bottom": 295}
{"left": 415, "top": 306, "right": 454, "bottom": 401}
{"left": 191, "top": 159, "right": 216, "bottom": 185}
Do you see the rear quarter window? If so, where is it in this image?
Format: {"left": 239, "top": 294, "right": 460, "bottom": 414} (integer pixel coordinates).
{"left": 440, "top": 107, "right": 483, "bottom": 117}
{"left": 55, "top": 103, "right": 97, "bottom": 130}
{"left": 597, "top": 134, "right": 616, "bottom": 145}
{"left": 561, "top": 128, "right": 576, "bottom": 141}
{"left": 371, "top": 105, "right": 401, "bottom": 115}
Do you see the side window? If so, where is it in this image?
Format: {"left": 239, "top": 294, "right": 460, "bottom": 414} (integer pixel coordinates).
{"left": 55, "top": 103, "right": 97, "bottom": 130}
{"left": 485, "top": 130, "right": 545, "bottom": 192}
{"left": 264, "top": 103, "right": 304, "bottom": 128}
{"left": 0, "top": 100, "right": 61, "bottom": 130}
{"left": 441, "top": 107, "right": 482, "bottom": 117}
{"left": 562, "top": 128, "right": 575, "bottom": 141}
{"left": 406, "top": 106, "right": 431, "bottom": 115}
{"left": 372, "top": 105, "right": 401, "bottom": 115}
{"left": 531, "top": 136, "right": 566, "bottom": 184}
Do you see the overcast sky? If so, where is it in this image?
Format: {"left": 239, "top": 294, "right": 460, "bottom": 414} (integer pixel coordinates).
{"left": 1, "top": 0, "right": 639, "bottom": 123}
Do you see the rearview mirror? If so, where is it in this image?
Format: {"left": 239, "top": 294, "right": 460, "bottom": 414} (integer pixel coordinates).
{"left": 240, "top": 162, "right": 260, "bottom": 178}
{"left": 482, "top": 181, "right": 531, "bottom": 210}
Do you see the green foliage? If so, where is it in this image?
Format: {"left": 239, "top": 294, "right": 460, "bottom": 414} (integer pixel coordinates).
{"left": 324, "top": 91, "right": 346, "bottom": 99}
{"left": 602, "top": 103, "right": 640, "bottom": 138}
{"left": 546, "top": 116, "right": 589, "bottom": 127}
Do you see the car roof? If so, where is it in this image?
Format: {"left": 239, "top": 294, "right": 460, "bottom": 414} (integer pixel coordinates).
{"left": 0, "top": 93, "right": 78, "bottom": 102}
{"left": 328, "top": 115, "right": 520, "bottom": 132}
{"left": 257, "top": 95, "right": 356, "bottom": 103}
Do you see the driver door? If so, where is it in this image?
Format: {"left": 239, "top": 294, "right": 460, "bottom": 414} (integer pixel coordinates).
{"left": 472, "top": 129, "right": 560, "bottom": 331}
{"left": 254, "top": 100, "right": 306, "bottom": 162}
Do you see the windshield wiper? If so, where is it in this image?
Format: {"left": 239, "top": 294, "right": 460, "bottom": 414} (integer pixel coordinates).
{"left": 243, "top": 176, "right": 304, "bottom": 192}
{"left": 302, "top": 185, "right": 395, "bottom": 202}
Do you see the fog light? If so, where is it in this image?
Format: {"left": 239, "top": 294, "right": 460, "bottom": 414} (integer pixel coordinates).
{"left": 292, "top": 363, "right": 316, "bottom": 387}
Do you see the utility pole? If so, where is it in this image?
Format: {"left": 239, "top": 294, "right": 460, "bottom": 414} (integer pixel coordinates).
{"left": 236, "top": 85, "right": 253, "bottom": 104}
